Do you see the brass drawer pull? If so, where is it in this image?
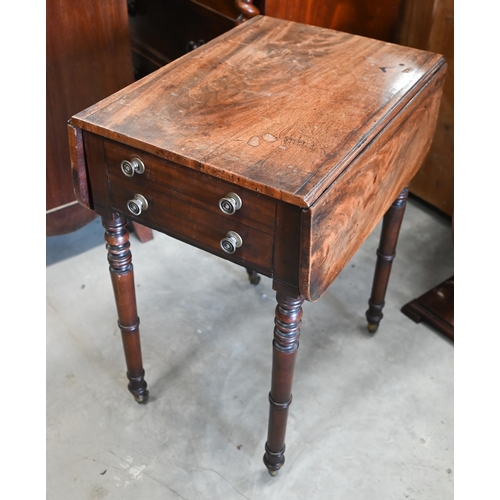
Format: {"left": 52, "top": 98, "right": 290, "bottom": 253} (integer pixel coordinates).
{"left": 121, "top": 156, "right": 145, "bottom": 177}
{"left": 127, "top": 194, "right": 148, "bottom": 216}
{"left": 219, "top": 192, "right": 242, "bottom": 215}
{"left": 220, "top": 231, "right": 243, "bottom": 254}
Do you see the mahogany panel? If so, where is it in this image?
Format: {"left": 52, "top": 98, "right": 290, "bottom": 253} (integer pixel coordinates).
{"left": 67, "top": 124, "right": 91, "bottom": 209}
{"left": 47, "top": 0, "right": 135, "bottom": 234}
{"left": 264, "top": 0, "right": 403, "bottom": 42}
{"left": 300, "top": 65, "right": 447, "bottom": 301}
{"left": 81, "top": 132, "right": 112, "bottom": 212}
{"left": 272, "top": 202, "right": 302, "bottom": 291}
{"left": 46, "top": 203, "right": 94, "bottom": 236}
{"left": 396, "top": 0, "right": 454, "bottom": 216}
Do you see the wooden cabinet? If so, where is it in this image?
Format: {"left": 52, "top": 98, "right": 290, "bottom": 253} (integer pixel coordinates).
{"left": 46, "top": 0, "right": 135, "bottom": 235}
{"left": 264, "top": 0, "right": 403, "bottom": 42}
{"left": 396, "top": 0, "right": 454, "bottom": 216}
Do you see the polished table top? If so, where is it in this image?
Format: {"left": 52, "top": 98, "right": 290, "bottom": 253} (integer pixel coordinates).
{"left": 69, "top": 15, "right": 445, "bottom": 302}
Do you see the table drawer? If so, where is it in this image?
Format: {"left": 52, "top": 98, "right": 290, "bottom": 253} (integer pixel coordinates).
{"left": 104, "top": 140, "right": 276, "bottom": 234}
{"left": 105, "top": 141, "right": 275, "bottom": 272}
{"left": 109, "top": 175, "right": 273, "bottom": 271}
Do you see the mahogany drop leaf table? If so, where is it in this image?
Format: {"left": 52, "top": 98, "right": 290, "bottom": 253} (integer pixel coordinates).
{"left": 68, "top": 15, "right": 446, "bottom": 476}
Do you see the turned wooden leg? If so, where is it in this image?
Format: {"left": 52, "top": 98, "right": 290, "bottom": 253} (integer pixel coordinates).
{"left": 264, "top": 293, "right": 304, "bottom": 476}
{"left": 246, "top": 268, "right": 261, "bottom": 285}
{"left": 103, "top": 212, "right": 149, "bottom": 403}
{"left": 366, "top": 187, "right": 409, "bottom": 333}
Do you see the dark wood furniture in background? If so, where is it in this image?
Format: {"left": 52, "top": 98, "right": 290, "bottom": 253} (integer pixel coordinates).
{"left": 68, "top": 16, "right": 446, "bottom": 475}
{"left": 402, "top": 276, "right": 454, "bottom": 341}
{"left": 127, "top": 0, "right": 263, "bottom": 79}
{"left": 264, "top": 0, "right": 402, "bottom": 41}
{"left": 47, "top": 0, "right": 153, "bottom": 241}
{"left": 397, "top": 0, "right": 453, "bottom": 217}
{"left": 47, "top": 0, "right": 133, "bottom": 235}
{"left": 396, "top": 0, "right": 454, "bottom": 338}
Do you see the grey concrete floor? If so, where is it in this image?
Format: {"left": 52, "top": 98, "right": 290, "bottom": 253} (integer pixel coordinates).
{"left": 46, "top": 196, "right": 454, "bottom": 499}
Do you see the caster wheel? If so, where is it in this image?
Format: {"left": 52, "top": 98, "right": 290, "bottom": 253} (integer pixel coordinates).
{"left": 133, "top": 390, "right": 149, "bottom": 404}
{"left": 247, "top": 270, "right": 261, "bottom": 286}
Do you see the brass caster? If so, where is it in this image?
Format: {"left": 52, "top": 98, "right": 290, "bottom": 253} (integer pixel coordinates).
{"left": 133, "top": 390, "right": 149, "bottom": 404}
{"left": 367, "top": 323, "right": 378, "bottom": 334}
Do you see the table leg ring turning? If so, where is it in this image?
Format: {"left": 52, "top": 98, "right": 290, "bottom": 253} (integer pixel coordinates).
{"left": 264, "top": 293, "right": 303, "bottom": 475}
{"left": 104, "top": 212, "right": 149, "bottom": 404}
{"left": 366, "top": 187, "right": 409, "bottom": 333}
{"left": 264, "top": 443, "right": 286, "bottom": 476}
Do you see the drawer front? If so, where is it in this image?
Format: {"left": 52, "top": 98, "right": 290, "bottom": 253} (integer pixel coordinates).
{"left": 104, "top": 141, "right": 275, "bottom": 273}
{"left": 104, "top": 140, "right": 276, "bottom": 234}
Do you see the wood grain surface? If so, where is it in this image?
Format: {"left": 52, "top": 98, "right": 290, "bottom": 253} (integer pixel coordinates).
{"left": 69, "top": 15, "right": 444, "bottom": 208}
{"left": 47, "top": 0, "right": 134, "bottom": 234}
{"left": 397, "top": 0, "right": 454, "bottom": 216}
{"left": 265, "top": 0, "right": 402, "bottom": 42}
{"left": 301, "top": 67, "right": 446, "bottom": 300}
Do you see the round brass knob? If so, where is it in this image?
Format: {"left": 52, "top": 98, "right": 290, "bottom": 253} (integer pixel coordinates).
{"left": 127, "top": 194, "right": 148, "bottom": 216}
{"left": 219, "top": 192, "right": 242, "bottom": 215}
{"left": 121, "top": 156, "right": 145, "bottom": 177}
{"left": 220, "top": 231, "right": 243, "bottom": 254}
